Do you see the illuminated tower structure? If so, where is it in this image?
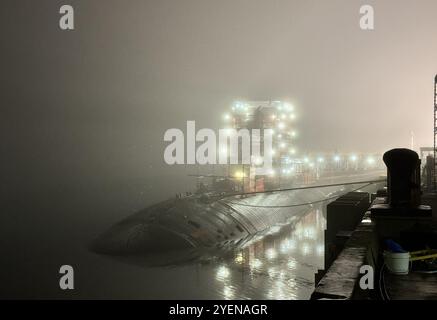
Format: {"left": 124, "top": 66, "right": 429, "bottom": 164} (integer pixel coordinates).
{"left": 223, "top": 101, "right": 298, "bottom": 192}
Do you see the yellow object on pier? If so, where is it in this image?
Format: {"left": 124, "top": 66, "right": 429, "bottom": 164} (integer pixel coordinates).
{"left": 410, "top": 249, "right": 437, "bottom": 262}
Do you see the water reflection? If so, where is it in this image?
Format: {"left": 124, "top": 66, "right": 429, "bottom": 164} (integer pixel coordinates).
{"left": 210, "top": 206, "right": 326, "bottom": 300}
{"left": 97, "top": 205, "right": 327, "bottom": 300}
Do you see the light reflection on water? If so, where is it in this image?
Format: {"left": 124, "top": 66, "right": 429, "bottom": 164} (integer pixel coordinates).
{"left": 208, "top": 206, "right": 326, "bottom": 300}
{"left": 88, "top": 205, "right": 327, "bottom": 300}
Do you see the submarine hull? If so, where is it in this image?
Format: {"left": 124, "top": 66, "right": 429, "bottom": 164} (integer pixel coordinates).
{"left": 91, "top": 172, "right": 385, "bottom": 256}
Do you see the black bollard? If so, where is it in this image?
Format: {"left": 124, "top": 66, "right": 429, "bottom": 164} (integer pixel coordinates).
{"left": 383, "top": 148, "right": 421, "bottom": 208}
{"left": 371, "top": 148, "right": 431, "bottom": 217}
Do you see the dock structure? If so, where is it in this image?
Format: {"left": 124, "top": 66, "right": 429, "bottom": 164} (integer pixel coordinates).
{"left": 312, "top": 149, "right": 437, "bottom": 300}
{"left": 312, "top": 197, "right": 437, "bottom": 300}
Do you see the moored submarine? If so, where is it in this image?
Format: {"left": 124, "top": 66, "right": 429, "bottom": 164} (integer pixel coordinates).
{"left": 91, "top": 172, "right": 385, "bottom": 256}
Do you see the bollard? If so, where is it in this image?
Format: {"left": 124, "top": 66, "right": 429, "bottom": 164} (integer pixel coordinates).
{"left": 383, "top": 148, "right": 421, "bottom": 208}
{"left": 371, "top": 148, "right": 431, "bottom": 217}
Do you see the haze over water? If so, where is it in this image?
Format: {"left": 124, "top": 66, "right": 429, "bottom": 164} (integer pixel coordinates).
{"left": 1, "top": 178, "right": 325, "bottom": 299}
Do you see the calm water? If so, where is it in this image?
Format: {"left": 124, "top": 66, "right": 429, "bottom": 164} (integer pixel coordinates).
{"left": 0, "top": 179, "right": 326, "bottom": 299}
{"left": 189, "top": 207, "right": 326, "bottom": 300}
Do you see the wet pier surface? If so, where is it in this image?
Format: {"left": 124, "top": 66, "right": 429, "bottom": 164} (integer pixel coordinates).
{"left": 385, "top": 272, "right": 437, "bottom": 300}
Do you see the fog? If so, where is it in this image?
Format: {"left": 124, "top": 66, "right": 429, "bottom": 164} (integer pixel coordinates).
{"left": 1, "top": 0, "right": 437, "bottom": 298}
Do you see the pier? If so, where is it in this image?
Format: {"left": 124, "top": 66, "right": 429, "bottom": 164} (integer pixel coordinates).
{"left": 313, "top": 149, "right": 437, "bottom": 300}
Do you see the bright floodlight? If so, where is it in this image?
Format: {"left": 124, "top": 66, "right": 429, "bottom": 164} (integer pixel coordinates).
{"left": 367, "top": 157, "right": 375, "bottom": 164}
{"left": 289, "top": 114, "right": 296, "bottom": 120}
{"left": 334, "top": 155, "right": 341, "bottom": 162}
{"left": 223, "top": 113, "right": 231, "bottom": 121}
{"left": 318, "top": 157, "right": 324, "bottom": 163}
{"left": 234, "top": 171, "right": 245, "bottom": 179}
{"left": 350, "top": 155, "right": 358, "bottom": 162}
{"left": 252, "top": 156, "right": 263, "bottom": 166}
{"left": 291, "top": 131, "right": 297, "bottom": 137}
{"left": 284, "top": 102, "right": 294, "bottom": 111}
{"left": 280, "top": 142, "right": 287, "bottom": 149}
{"left": 278, "top": 122, "right": 285, "bottom": 130}
{"left": 289, "top": 148, "right": 296, "bottom": 155}
{"left": 304, "top": 157, "right": 309, "bottom": 163}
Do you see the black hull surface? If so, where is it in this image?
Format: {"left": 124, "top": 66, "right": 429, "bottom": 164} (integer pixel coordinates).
{"left": 91, "top": 171, "right": 385, "bottom": 256}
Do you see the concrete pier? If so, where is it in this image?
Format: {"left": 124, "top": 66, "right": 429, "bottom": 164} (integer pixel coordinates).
{"left": 312, "top": 193, "right": 437, "bottom": 300}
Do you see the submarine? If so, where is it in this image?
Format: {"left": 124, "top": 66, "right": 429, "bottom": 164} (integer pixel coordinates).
{"left": 91, "top": 171, "right": 385, "bottom": 256}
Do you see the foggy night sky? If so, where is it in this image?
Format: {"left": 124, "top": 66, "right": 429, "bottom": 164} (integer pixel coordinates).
{"left": 2, "top": 0, "right": 437, "bottom": 193}
{"left": 3, "top": 0, "right": 437, "bottom": 298}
